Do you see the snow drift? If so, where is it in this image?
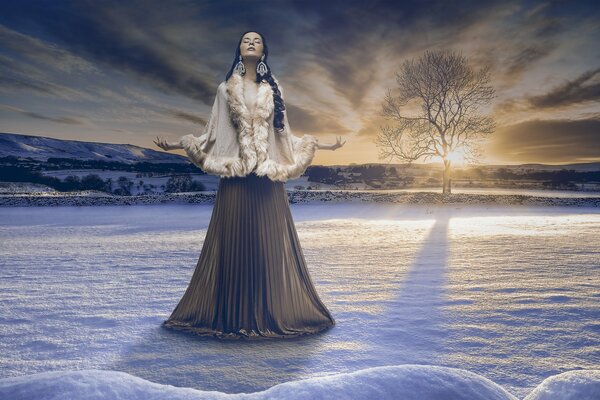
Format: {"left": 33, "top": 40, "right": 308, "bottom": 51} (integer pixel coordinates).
{"left": 1, "top": 365, "right": 598, "bottom": 400}
{"left": 523, "top": 369, "right": 600, "bottom": 400}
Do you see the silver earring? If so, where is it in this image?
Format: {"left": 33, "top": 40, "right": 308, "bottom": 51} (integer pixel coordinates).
{"left": 234, "top": 55, "right": 245, "bottom": 75}
{"left": 256, "top": 54, "right": 268, "bottom": 77}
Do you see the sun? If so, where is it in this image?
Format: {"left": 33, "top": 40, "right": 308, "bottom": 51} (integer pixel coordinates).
{"left": 446, "top": 148, "right": 466, "bottom": 166}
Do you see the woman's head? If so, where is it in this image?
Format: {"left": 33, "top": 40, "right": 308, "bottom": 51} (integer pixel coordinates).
{"left": 226, "top": 31, "right": 268, "bottom": 81}
{"left": 239, "top": 31, "right": 265, "bottom": 61}
{"left": 226, "top": 30, "right": 287, "bottom": 133}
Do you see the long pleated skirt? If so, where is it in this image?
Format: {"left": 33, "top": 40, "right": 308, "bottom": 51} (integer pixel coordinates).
{"left": 162, "top": 172, "right": 335, "bottom": 340}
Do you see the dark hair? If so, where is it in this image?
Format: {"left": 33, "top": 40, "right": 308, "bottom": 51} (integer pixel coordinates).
{"left": 225, "top": 30, "right": 286, "bottom": 133}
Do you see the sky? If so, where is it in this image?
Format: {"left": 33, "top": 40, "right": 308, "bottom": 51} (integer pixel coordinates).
{"left": 0, "top": 0, "right": 599, "bottom": 166}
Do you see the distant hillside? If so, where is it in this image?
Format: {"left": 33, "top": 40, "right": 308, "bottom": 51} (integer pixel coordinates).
{"left": 0, "top": 132, "right": 187, "bottom": 164}
{"left": 344, "top": 161, "right": 600, "bottom": 173}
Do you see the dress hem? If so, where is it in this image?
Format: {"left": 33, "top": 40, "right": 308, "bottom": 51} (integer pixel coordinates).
{"left": 161, "top": 319, "right": 334, "bottom": 340}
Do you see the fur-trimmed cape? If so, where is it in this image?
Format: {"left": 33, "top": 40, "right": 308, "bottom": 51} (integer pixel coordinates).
{"left": 178, "top": 73, "right": 318, "bottom": 182}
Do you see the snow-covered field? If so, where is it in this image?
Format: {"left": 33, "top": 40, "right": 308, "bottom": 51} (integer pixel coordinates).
{"left": 1, "top": 203, "right": 599, "bottom": 399}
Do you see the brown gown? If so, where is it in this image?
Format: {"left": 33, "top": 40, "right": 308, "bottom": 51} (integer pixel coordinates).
{"left": 162, "top": 172, "right": 335, "bottom": 340}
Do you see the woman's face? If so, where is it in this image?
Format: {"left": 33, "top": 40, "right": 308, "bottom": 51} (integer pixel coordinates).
{"left": 240, "top": 32, "right": 264, "bottom": 60}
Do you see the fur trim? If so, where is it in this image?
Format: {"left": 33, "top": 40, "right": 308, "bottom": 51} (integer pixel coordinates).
{"left": 226, "top": 73, "right": 273, "bottom": 175}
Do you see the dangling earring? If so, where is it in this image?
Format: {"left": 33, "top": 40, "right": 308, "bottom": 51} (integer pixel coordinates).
{"left": 234, "top": 55, "right": 245, "bottom": 75}
{"left": 256, "top": 54, "right": 268, "bottom": 77}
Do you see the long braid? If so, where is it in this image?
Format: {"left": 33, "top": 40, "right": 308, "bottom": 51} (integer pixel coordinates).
{"left": 263, "top": 73, "right": 285, "bottom": 134}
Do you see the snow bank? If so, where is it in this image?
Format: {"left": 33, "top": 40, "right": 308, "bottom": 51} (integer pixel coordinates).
{"left": 524, "top": 369, "right": 600, "bottom": 400}
{"left": 1, "top": 365, "right": 598, "bottom": 400}
{"left": 254, "top": 364, "right": 518, "bottom": 400}
{"left": 0, "top": 369, "right": 224, "bottom": 400}
{"left": 0, "top": 364, "right": 517, "bottom": 400}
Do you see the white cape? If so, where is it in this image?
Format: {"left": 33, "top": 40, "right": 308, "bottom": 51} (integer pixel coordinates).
{"left": 179, "top": 73, "right": 318, "bottom": 182}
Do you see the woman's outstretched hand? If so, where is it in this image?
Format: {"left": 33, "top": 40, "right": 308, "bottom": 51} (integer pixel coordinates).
{"left": 331, "top": 136, "right": 346, "bottom": 150}
{"left": 153, "top": 136, "right": 181, "bottom": 151}
{"left": 318, "top": 136, "right": 346, "bottom": 151}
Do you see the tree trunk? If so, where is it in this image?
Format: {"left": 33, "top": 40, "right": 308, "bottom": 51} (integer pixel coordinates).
{"left": 442, "top": 159, "right": 452, "bottom": 194}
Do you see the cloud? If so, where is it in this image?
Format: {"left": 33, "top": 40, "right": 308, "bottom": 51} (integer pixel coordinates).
{"left": 504, "top": 43, "right": 557, "bottom": 78}
{"left": 0, "top": 75, "right": 90, "bottom": 101}
{"left": 488, "top": 117, "right": 600, "bottom": 163}
{"left": 164, "top": 110, "right": 209, "bottom": 125}
{"left": 502, "top": 4, "right": 565, "bottom": 79}
{"left": 0, "top": 0, "right": 510, "bottom": 111}
{"left": 285, "top": 103, "right": 350, "bottom": 136}
{"left": 355, "top": 113, "right": 392, "bottom": 138}
{"left": 0, "top": 76, "right": 59, "bottom": 96}
{"left": 0, "top": 104, "right": 85, "bottom": 125}
{"left": 284, "top": 0, "right": 508, "bottom": 110}
{"left": 0, "top": 32, "right": 98, "bottom": 101}
{"left": 0, "top": 2, "right": 222, "bottom": 104}
{"left": 0, "top": 24, "right": 100, "bottom": 75}
{"left": 528, "top": 67, "right": 600, "bottom": 108}
{"left": 493, "top": 67, "right": 600, "bottom": 118}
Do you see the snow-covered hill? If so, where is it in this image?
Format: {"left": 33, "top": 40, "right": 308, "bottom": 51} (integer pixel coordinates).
{"left": 1, "top": 365, "right": 599, "bottom": 399}
{"left": 0, "top": 132, "right": 187, "bottom": 164}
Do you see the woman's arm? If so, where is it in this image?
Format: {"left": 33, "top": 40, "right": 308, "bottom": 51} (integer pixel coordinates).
{"left": 154, "top": 111, "right": 213, "bottom": 152}
{"left": 153, "top": 136, "right": 183, "bottom": 151}
{"left": 316, "top": 136, "right": 346, "bottom": 151}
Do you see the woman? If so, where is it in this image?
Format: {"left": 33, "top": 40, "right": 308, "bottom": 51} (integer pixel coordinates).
{"left": 154, "top": 31, "right": 345, "bottom": 340}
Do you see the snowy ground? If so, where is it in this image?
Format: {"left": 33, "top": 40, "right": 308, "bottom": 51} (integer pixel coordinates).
{"left": 0, "top": 203, "right": 599, "bottom": 398}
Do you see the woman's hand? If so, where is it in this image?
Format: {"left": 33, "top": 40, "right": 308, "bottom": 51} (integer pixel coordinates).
{"left": 153, "top": 136, "right": 182, "bottom": 151}
{"left": 330, "top": 136, "right": 346, "bottom": 150}
{"left": 317, "top": 136, "right": 346, "bottom": 151}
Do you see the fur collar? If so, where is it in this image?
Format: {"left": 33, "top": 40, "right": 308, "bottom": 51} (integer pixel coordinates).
{"left": 225, "top": 72, "right": 274, "bottom": 174}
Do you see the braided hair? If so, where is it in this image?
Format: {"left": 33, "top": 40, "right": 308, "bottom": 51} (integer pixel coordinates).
{"left": 225, "top": 30, "right": 286, "bottom": 133}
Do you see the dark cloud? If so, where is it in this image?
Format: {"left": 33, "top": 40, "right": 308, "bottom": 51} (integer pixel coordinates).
{"left": 0, "top": 0, "right": 510, "bottom": 111}
{"left": 505, "top": 43, "right": 557, "bottom": 78}
{"left": 355, "top": 114, "right": 391, "bottom": 137}
{"left": 285, "top": 103, "right": 350, "bottom": 136}
{"left": 0, "top": 76, "right": 60, "bottom": 96}
{"left": 497, "top": 3, "right": 570, "bottom": 81}
{"left": 0, "top": 25, "right": 97, "bottom": 74}
{"left": 288, "top": 0, "right": 507, "bottom": 109}
{"left": 528, "top": 67, "right": 600, "bottom": 108}
{"left": 531, "top": 17, "right": 563, "bottom": 39}
{"left": 0, "top": 104, "right": 84, "bottom": 125}
{"left": 489, "top": 117, "right": 600, "bottom": 162}
{"left": 0, "top": 1, "right": 220, "bottom": 104}
{"left": 165, "top": 110, "right": 209, "bottom": 126}
{"left": 494, "top": 67, "right": 600, "bottom": 115}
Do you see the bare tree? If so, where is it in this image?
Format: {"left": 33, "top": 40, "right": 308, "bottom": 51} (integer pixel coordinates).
{"left": 375, "top": 49, "right": 496, "bottom": 194}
